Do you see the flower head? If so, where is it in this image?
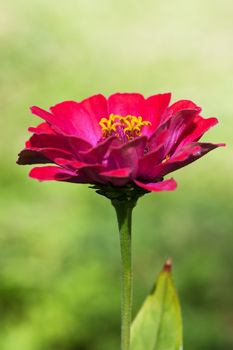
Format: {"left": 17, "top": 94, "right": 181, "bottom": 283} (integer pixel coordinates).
{"left": 17, "top": 93, "right": 223, "bottom": 193}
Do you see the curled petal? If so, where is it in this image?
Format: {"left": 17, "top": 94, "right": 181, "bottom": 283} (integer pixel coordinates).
{"left": 164, "top": 109, "right": 202, "bottom": 155}
{"left": 151, "top": 142, "right": 224, "bottom": 180}
{"left": 167, "top": 99, "right": 201, "bottom": 119}
{"left": 29, "top": 166, "right": 76, "bottom": 182}
{"left": 17, "top": 149, "right": 51, "bottom": 165}
{"left": 134, "top": 178, "right": 177, "bottom": 192}
{"left": 176, "top": 116, "right": 219, "bottom": 150}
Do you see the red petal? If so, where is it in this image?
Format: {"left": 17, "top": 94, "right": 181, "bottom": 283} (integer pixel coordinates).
{"left": 29, "top": 166, "right": 76, "bottom": 181}
{"left": 134, "top": 178, "right": 177, "bottom": 192}
{"left": 108, "top": 93, "right": 145, "bottom": 117}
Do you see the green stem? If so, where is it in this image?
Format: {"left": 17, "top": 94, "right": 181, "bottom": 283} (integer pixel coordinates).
{"left": 112, "top": 199, "right": 137, "bottom": 350}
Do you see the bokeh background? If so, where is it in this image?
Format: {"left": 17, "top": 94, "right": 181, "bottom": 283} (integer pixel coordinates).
{"left": 1, "top": 0, "right": 233, "bottom": 349}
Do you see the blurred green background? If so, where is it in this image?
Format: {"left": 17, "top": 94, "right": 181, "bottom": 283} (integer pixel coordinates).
{"left": 1, "top": 0, "right": 233, "bottom": 349}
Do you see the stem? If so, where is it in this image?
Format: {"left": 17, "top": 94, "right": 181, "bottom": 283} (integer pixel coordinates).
{"left": 112, "top": 199, "right": 137, "bottom": 350}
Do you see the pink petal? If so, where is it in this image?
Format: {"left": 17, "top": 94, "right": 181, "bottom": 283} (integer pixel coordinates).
{"left": 50, "top": 94, "right": 107, "bottom": 144}
{"left": 167, "top": 99, "right": 201, "bottom": 119}
{"left": 134, "top": 178, "right": 177, "bottom": 192}
{"left": 26, "top": 133, "right": 72, "bottom": 151}
{"left": 31, "top": 94, "right": 107, "bottom": 145}
{"left": 28, "top": 122, "right": 55, "bottom": 135}
{"left": 79, "top": 94, "right": 108, "bottom": 123}
{"left": 108, "top": 93, "right": 146, "bottom": 117}
{"left": 29, "top": 166, "right": 76, "bottom": 182}
{"left": 143, "top": 93, "right": 171, "bottom": 136}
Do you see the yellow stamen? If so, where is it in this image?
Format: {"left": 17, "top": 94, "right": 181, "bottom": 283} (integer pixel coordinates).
{"left": 162, "top": 154, "right": 170, "bottom": 163}
{"left": 99, "top": 114, "right": 151, "bottom": 141}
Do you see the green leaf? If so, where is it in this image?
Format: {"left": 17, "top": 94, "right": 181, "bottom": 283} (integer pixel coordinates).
{"left": 130, "top": 260, "right": 183, "bottom": 350}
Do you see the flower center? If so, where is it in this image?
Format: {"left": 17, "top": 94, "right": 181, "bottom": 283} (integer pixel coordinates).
{"left": 99, "top": 114, "right": 151, "bottom": 142}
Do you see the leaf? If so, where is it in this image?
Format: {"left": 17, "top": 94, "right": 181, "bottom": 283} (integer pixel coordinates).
{"left": 130, "top": 259, "right": 183, "bottom": 350}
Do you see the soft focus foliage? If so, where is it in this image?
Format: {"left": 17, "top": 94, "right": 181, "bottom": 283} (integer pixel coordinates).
{"left": 0, "top": 0, "right": 232, "bottom": 349}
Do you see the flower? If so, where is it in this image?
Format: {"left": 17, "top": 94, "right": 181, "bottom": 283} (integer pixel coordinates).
{"left": 17, "top": 93, "right": 223, "bottom": 192}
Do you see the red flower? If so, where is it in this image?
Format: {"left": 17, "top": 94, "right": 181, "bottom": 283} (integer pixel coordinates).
{"left": 17, "top": 93, "right": 223, "bottom": 192}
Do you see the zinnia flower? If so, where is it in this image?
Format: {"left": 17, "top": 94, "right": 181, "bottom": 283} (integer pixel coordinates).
{"left": 17, "top": 93, "right": 223, "bottom": 192}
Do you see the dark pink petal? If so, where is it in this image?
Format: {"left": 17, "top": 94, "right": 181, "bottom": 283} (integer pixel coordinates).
{"left": 108, "top": 93, "right": 145, "bottom": 117}
{"left": 26, "top": 133, "right": 72, "bottom": 151}
{"left": 18, "top": 147, "right": 74, "bottom": 165}
{"left": 76, "top": 164, "right": 106, "bottom": 184}
{"left": 17, "top": 149, "right": 51, "bottom": 165}
{"left": 144, "top": 142, "right": 224, "bottom": 180}
{"left": 138, "top": 145, "right": 166, "bottom": 178}
{"left": 78, "top": 136, "right": 120, "bottom": 164}
{"left": 134, "top": 178, "right": 177, "bottom": 192}
{"left": 143, "top": 93, "right": 171, "bottom": 136}
{"left": 106, "top": 136, "right": 147, "bottom": 176}
{"left": 99, "top": 168, "right": 131, "bottom": 186}
{"left": 29, "top": 166, "right": 76, "bottom": 181}
{"left": 53, "top": 158, "right": 86, "bottom": 170}
{"left": 147, "top": 128, "right": 169, "bottom": 153}
{"left": 157, "top": 143, "right": 216, "bottom": 178}
{"left": 27, "top": 129, "right": 92, "bottom": 158}
{"left": 176, "top": 116, "right": 219, "bottom": 151}
{"left": 23, "top": 133, "right": 76, "bottom": 164}
{"left": 66, "top": 137, "right": 92, "bottom": 156}
{"left": 164, "top": 109, "right": 201, "bottom": 156}
{"left": 52, "top": 159, "right": 104, "bottom": 184}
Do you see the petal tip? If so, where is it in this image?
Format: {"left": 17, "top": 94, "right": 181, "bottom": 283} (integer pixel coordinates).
{"left": 163, "top": 258, "right": 173, "bottom": 272}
